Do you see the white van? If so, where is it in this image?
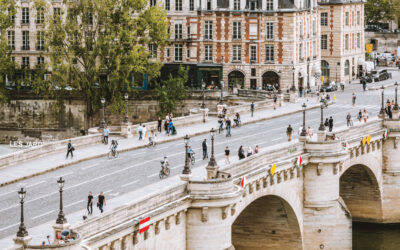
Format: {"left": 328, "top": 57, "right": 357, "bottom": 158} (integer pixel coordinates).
{"left": 364, "top": 61, "right": 374, "bottom": 74}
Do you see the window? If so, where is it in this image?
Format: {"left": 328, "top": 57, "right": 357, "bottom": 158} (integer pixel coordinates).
{"left": 345, "top": 34, "right": 349, "bottom": 50}
{"left": 22, "top": 57, "right": 30, "bottom": 69}
{"left": 36, "top": 8, "right": 44, "bottom": 24}
{"left": 8, "top": 8, "right": 15, "bottom": 24}
{"left": 53, "top": 8, "right": 61, "bottom": 17}
{"left": 266, "top": 0, "right": 273, "bottom": 10}
{"left": 321, "top": 60, "right": 329, "bottom": 77}
{"left": 22, "top": 8, "right": 29, "bottom": 24}
{"left": 357, "top": 33, "right": 360, "bottom": 48}
{"left": 207, "top": 0, "right": 211, "bottom": 10}
{"left": 250, "top": 45, "right": 257, "bottom": 62}
{"left": 265, "top": 22, "right": 273, "bottom": 40}
{"left": 150, "top": 0, "right": 156, "bottom": 6}
{"left": 313, "top": 41, "right": 316, "bottom": 57}
{"left": 176, "top": 0, "right": 182, "bottom": 11}
{"left": 187, "top": 26, "right": 191, "bottom": 38}
{"left": 251, "top": 68, "right": 256, "bottom": 77}
{"left": 249, "top": 0, "right": 257, "bottom": 10}
{"left": 234, "top": 0, "right": 240, "bottom": 10}
{"left": 357, "top": 11, "right": 360, "bottom": 25}
{"left": 321, "top": 13, "right": 328, "bottom": 26}
{"left": 204, "top": 21, "right": 212, "bottom": 40}
{"left": 187, "top": 48, "right": 191, "bottom": 58}
{"left": 345, "top": 12, "right": 349, "bottom": 26}
{"left": 22, "top": 31, "right": 29, "bottom": 50}
{"left": 149, "top": 44, "right": 157, "bottom": 58}
{"left": 166, "top": 48, "right": 170, "bottom": 57}
{"left": 174, "top": 44, "right": 182, "bottom": 61}
{"left": 299, "top": 43, "right": 303, "bottom": 60}
{"left": 36, "top": 31, "right": 44, "bottom": 50}
{"left": 37, "top": 56, "right": 44, "bottom": 66}
{"left": 233, "top": 22, "right": 241, "bottom": 39}
{"left": 7, "top": 31, "right": 15, "bottom": 50}
{"left": 205, "top": 45, "right": 212, "bottom": 61}
{"left": 352, "top": 34, "right": 355, "bottom": 49}
{"left": 352, "top": 12, "right": 355, "bottom": 26}
{"left": 165, "top": 0, "right": 170, "bottom": 10}
{"left": 190, "top": 0, "right": 194, "bottom": 10}
{"left": 265, "top": 45, "right": 274, "bottom": 62}
{"left": 249, "top": 23, "right": 257, "bottom": 36}
{"left": 344, "top": 60, "right": 350, "bottom": 76}
{"left": 312, "top": 20, "right": 316, "bottom": 36}
{"left": 321, "top": 35, "right": 327, "bottom": 50}
{"left": 299, "top": 21, "right": 303, "bottom": 39}
{"left": 232, "top": 45, "right": 241, "bottom": 61}
{"left": 175, "top": 23, "right": 182, "bottom": 39}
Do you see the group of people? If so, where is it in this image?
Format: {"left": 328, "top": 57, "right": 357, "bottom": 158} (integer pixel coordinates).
{"left": 238, "top": 145, "right": 259, "bottom": 160}
{"left": 385, "top": 99, "right": 396, "bottom": 119}
{"left": 87, "top": 191, "right": 106, "bottom": 215}
{"left": 346, "top": 109, "right": 369, "bottom": 127}
{"left": 160, "top": 113, "right": 177, "bottom": 136}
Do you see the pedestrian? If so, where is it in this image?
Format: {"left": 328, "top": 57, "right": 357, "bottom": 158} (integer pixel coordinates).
{"left": 307, "top": 126, "right": 313, "bottom": 139}
{"left": 346, "top": 112, "right": 352, "bottom": 127}
{"left": 202, "top": 139, "right": 208, "bottom": 160}
{"left": 254, "top": 145, "right": 259, "bottom": 154}
{"left": 225, "top": 146, "right": 230, "bottom": 165}
{"left": 298, "top": 125, "right": 303, "bottom": 136}
{"left": 238, "top": 146, "right": 245, "bottom": 160}
{"left": 97, "top": 192, "right": 106, "bottom": 213}
{"left": 324, "top": 118, "right": 329, "bottom": 128}
{"left": 328, "top": 116, "right": 333, "bottom": 132}
{"left": 362, "top": 109, "right": 368, "bottom": 122}
{"left": 286, "top": 124, "right": 293, "bottom": 141}
{"left": 164, "top": 119, "right": 169, "bottom": 134}
{"left": 299, "top": 86, "right": 303, "bottom": 97}
{"left": 357, "top": 110, "right": 362, "bottom": 122}
{"left": 226, "top": 117, "right": 232, "bottom": 137}
{"left": 143, "top": 125, "right": 147, "bottom": 139}
{"left": 218, "top": 117, "right": 224, "bottom": 134}
{"left": 247, "top": 146, "right": 253, "bottom": 157}
{"left": 157, "top": 117, "right": 162, "bottom": 133}
{"left": 87, "top": 192, "right": 93, "bottom": 215}
{"left": 168, "top": 120, "right": 173, "bottom": 136}
{"left": 165, "top": 113, "right": 170, "bottom": 122}
{"left": 138, "top": 124, "right": 143, "bottom": 140}
{"left": 250, "top": 102, "right": 255, "bottom": 117}
{"left": 273, "top": 94, "right": 278, "bottom": 110}
{"left": 103, "top": 126, "right": 109, "bottom": 145}
{"left": 66, "top": 140, "right": 74, "bottom": 159}
{"left": 388, "top": 105, "right": 393, "bottom": 119}
{"left": 352, "top": 93, "right": 356, "bottom": 106}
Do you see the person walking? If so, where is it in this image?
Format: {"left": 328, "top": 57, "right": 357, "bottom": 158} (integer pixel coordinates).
{"left": 103, "top": 126, "right": 110, "bottom": 145}
{"left": 218, "top": 117, "right": 224, "bottom": 134}
{"left": 66, "top": 140, "right": 74, "bottom": 159}
{"left": 226, "top": 117, "right": 232, "bottom": 137}
{"left": 87, "top": 192, "right": 93, "bottom": 215}
{"left": 157, "top": 117, "right": 162, "bottom": 133}
{"left": 352, "top": 93, "right": 356, "bottom": 106}
{"left": 202, "top": 139, "right": 208, "bottom": 160}
{"left": 362, "top": 109, "right": 369, "bottom": 122}
{"left": 225, "top": 146, "right": 230, "bottom": 165}
{"left": 238, "top": 146, "right": 245, "bottom": 160}
{"left": 328, "top": 116, "right": 334, "bottom": 132}
{"left": 324, "top": 118, "right": 329, "bottom": 128}
{"left": 357, "top": 110, "right": 362, "bottom": 122}
{"left": 164, "top": 119, "right": 169, "bottom": 134}
{"left": 273, "top": 94, "right": 278, "bottom": 110}
{"left": 286, "top": 125, "right": 293, "bottom": 141}
{"left": 254, "top": 145, "right": 259, "bottom": 154}
{"left": 307, "top": 126, "right": 313, "bottom": 139}
{"left": 143, "top": 125, "right": 147, "bottom": 139}
{"left": 138, "top": 124, "right": 143, "bottom": 140}
{"left": 247, "top": 146, "right": 253, "bottom": 157}
{"left": 168, "top": 120, "right": 173, "bottom": 136}
{"left": 250, "top": 102, "right": 255, "bottom": 117}
{"left": 97, "top": 192, "right": 106, "bottom": 213}
{"left": 346, "top": 113, "right": 352, "bottom": 127}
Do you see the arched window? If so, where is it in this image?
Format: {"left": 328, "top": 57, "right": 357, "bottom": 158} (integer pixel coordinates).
{"left": 321, "top": 60, "right": 330, "bottom": 77}
{"left": 344, "top": 60, "right": 350, "bottom": 76}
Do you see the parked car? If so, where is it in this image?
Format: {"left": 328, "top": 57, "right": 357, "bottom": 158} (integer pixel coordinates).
{"left": 360, "top": 76, "right": 373, "bottom": 84}
{"left": 320, "top": 82, "right": 337, "bottom": 92}
{"left": 371, "top": 69, "right": 389, "bottom": 82}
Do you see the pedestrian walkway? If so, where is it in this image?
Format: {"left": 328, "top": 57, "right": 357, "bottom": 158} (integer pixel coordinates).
{"left": 0, "top": 98, "right": 321, "bottom": 187}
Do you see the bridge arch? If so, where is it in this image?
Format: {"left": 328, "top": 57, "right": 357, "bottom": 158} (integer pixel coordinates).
{"left": 232, "top": 195, "right": 302, "bottom": 249}
{"left": 340, "top": 164, "right": 383, "bottom": 222}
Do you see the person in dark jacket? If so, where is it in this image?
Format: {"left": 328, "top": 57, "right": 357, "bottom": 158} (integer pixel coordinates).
{"left": 157, "top": 117, "right": 162, "bottom": 133}
{"left": 66, "top": 140, "right": 74, "bottom": 159}
{"left": 328, "top": 116, "right": 334, "bottom": 132}
{"left": 238, "top": 146, "right": 245, "bottom": 160}
{"left": 202, "top": 139, "right": 208, "bottom": 160}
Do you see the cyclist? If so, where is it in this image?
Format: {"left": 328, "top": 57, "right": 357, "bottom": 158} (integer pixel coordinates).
{"left": 110, "top": 140, "right": 118, "bottom": 156}
{"left": 187, "top": 146, "right": 194, "bottom": 163}
{"left": 161, "top": 156, "right": 169, "bottom": 175}
{"left": 148, "top": 130, "right": 156, "bottom": 146}
{"left": 234, "top": 113, "right": 241, "bottom": 127}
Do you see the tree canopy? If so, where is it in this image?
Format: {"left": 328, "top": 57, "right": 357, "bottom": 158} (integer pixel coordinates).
{"left": 365, "top": 0, "right": 395, "bottom": 24}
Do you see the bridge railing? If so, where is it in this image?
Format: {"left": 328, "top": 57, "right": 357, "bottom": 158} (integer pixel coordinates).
{"left": 333, "top": 118, "right": 383, "bottom": 143}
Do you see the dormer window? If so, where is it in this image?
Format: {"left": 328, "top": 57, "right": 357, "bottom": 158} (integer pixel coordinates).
{"left": 207, "top": 0, "right": 212, "bottom": 10}
{"left": 250, "top": 0, "right": 257, "bottom": 10}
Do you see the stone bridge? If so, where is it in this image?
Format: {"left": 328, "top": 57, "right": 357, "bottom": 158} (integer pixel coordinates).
{"left": 11, "top": 117, "right": 400, "bottom": 250}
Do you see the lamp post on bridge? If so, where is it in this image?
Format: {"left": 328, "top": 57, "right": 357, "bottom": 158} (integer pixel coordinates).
{"left": 201, "top": 82, "right": 206, "bottom": 109}
{"left": 318, "top": 104, "right": 325, "bottom": 131}
{"left": 300, "top": 103, "right": 307, "bottom": 137}
{"left": 100, "top": 97, "right": 106, "bottom": 128}
{"left": 379, "top": 85, "right": 386, "bottom": 118}
{"left": 123, "top": 93, "right": 129, "bottom": 124}
{"left": 16, "top": 188, "right": 28, "bottom": 238}
{"left": 56, "top": 177, "right": 67, "bottom": 225}
{"left": 206, "top": 128, "right": 219, "bottom": 179}
{"left": 394, "top": 82, "right": 399, "bottom": 111}
{"left": 182, "top": 135, "right": 191, "bottom": 175}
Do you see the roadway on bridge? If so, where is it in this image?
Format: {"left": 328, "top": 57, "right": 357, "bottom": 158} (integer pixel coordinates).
{"left": 0, "top": 81, "right": 392, "bottom": 239}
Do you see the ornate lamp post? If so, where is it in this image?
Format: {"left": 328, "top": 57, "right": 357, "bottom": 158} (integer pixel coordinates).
{"left": 182, "top": 135, "right": 191, "bottom": 175}
{"left": 318, "top": 104, "right": 325, "bottom": 131}
{"left": 300, "top": 103, "right": 307, "bottom": 136}
{"left": 219, "top": 80, "right": 225, "bottom": 104}
{"left": 201, "top": 82, "right": 206, "bottom": 109}
{"left": 56, "top": 177, "right": 67, "bottom": 224}
{"left": 16, "top": 188, "right": 28, "bottom": 238}
{"left": 394, "top": 82, "right": 399, "bottom": 111}
{"left": 379, "top": 85, "right": 386, "bottom": 117}
{"left": 291, "top": 64, "right": 296, "bottom": 92}
{"left": 208, "top": 128, "right": 217, "bottom": 167}
{"left": 100, "top": 97, "right": 106, "bottom": 128}
{"left": 123, "top": 93, "right": 129, "bottom": 124}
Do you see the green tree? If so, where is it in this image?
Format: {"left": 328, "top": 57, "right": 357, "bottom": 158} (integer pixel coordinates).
{"left": 0, "top": 0, "right": 17, "bottom": 102}
{"left": 365, "top": 0, "right": 395, "bottom": 24}
{"left": 40, "top": 0, "right": 168, "bottom": 130}
{"left": 154, "top": 65, "right": 188, "bottom": 115}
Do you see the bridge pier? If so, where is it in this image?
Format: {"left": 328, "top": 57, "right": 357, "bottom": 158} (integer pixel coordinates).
{"left": 302, "top": 140, "right": 352, "bottom": 250}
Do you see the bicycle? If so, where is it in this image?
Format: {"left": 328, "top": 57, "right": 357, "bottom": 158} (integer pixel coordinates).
{"left": 189, "top": 152, "right": 195, "bottom": 165}
{"left": 233, "top": 118, "right": 241, "bottom": 128}
{"left": 146, "top": 139, "right": 157, "bottom": 148}
{"left": 159, "top": 161, "right": 170, "bottom": 179}
{"left": 108, "top": 149, "right": 119, "bottom": 159}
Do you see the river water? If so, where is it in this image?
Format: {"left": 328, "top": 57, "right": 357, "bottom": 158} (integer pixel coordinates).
{"left": 354, "top": 222, "right": 400, "bottom": 250}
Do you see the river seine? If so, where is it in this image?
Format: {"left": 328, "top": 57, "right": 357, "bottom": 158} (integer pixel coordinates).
{"left": 354, "top": 222, "right": 400, "bottom": 250}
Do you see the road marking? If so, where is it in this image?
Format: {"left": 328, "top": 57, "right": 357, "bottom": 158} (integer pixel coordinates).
{"left": 32, "top": 210, "right": 55, "bottom": 220}
{"left": 121, "top": 180, "right": 139, "bottom": 188}
{"left": 65, "top": 200, "right": 84, "bottom": 208}
{"left": 0, "top": 190, "right": 17, "bottom": 198}
{"left": 171, "top": 164, "right": 183, "bottom": 170}
{"left": 155, "top": 146, "right": 169, "bottom": 151}
{"left": 61, "top": 172, "right": 73, "bottom": 177}
{"left": 147, "top": 172, "right": 159, "bottom": 178}
{"left": 271, "top": 137, "right": 283, "bottom": 142}
{"left": 103, "top": 190, "right": 113, "bottom": 194}
{"left": 26, "top": 180, "right": 46, "bottom": 188}
{"left": 0, "top": 222, "right": 19, "bottom": 232}
{"left": 82, "top": 163, "right": 99, "bottom": 170}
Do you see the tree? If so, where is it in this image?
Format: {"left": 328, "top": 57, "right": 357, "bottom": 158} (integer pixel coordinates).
{"left": 0, "top": 0, "right": 17, "bottom": 102}
{"left": 154, "top": 65, "right": 188, "bottom": 116}
{"left": 365, "top": 0, "right": 395, "bottom": 24}
{"left": 40, "top": 0, "right": 168, "bottom": 130}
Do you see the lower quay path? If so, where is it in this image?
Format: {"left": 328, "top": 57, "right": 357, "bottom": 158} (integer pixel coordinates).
{"left": 0, "top": 76, "right": 396, "bottom": 245}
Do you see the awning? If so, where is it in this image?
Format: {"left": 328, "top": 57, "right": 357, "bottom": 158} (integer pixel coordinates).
{"left": 357, "top": 58, "right": 365, "bottom": 66}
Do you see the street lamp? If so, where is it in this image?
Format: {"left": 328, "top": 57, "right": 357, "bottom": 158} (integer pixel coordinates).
{"left": 394, "top": 82, "right": 399, "bottom": 111}
{"left": 318, "top": 104, "right": 325, "bottom": 131}
{"left": 307, "top": 58, "right": 310, "bottom": 89}
{"left": 291, "top": 64, "right": 296, "bottom": 92}
{"left": 123, "top": 93, "right": 129, "bottom": 124}
{"left": 379, "top": 85, "right": 386, "bottom": 117}
{"left": 336, "top": 62, "right": 340, "bottom": 83}
{"left": 100, "top": 97, "right": 106, "bottom": 128}
{"left": 207, "top": 128, "right": 217, "bottom": 167}
{"left": 16, "top": 188, "right": 28, "bottom": 238}
{"left": 219, "top": 80, "right": 225, "bottom": 104}
{"left": 182, "top": 135, "right": 191, "bottom": 175}
{"left": 300, "top": 103, "right": 307, "bottom": 136}
{"left": 56, "top": 177, "right": 67, "bottom": 224}
{"left": 201, "top": 82, "right": 206, "bottom": 109}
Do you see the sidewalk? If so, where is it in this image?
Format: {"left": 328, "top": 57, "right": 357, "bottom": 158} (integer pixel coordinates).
{"left": 0, "top": 98, "right": 321, "bottom": 187}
